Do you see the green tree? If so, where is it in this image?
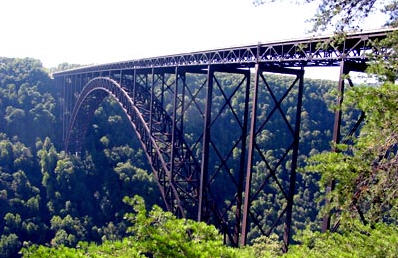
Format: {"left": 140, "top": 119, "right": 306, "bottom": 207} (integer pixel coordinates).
{"left": 305, "top": 82, "right": 398, "bottom": 224}
{"left": 0, "top": 234, "right": 21, "bottom": 258}
{"left": 286, "top": 220, "right": 398, "bottom": 257}
{"left": 122, "top": 195, "right": 240, "bottom": 258}
{"left": 50, "top": 215, "right": 87, "bottom": 247}
{"left": 253, "top": 0, "right": 397, "bottom": 32}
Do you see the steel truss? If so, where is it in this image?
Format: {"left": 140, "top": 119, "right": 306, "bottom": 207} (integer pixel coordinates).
{"left": 54, "top": 28, "right": 394, "bottom": 251}
{"left": 54, "top": 29, "right": 394, "bottom": 77}
{"left": 58, "top": 64, "right": 305, "bottom": 248}
{"left": 241, "top": 65, "right": 304, "bottom": 250}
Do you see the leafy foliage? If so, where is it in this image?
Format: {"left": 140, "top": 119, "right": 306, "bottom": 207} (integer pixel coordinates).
{"left": 122, "top": 195, "right": 241, "bottom": 257}
{"left": 253, "top": 0, "right": 398, "bottom": 32}
{"left": 0, "top": 234, "right": 21, "bottom": 258}
{"left": 305, "top": 82, "right": 398, "bottom": 225}
{"left": 22, "top": 203, "right": 398, "bottom": 258}
{"left": 1, "top": 50, "right": 395, "bottom": 257}
{"left": 0, "top": 58, "right": 160, "bottom": 256}
{"left": 287, "top": 220, "right": 398, "bottom": 257}
{"left": 0, "top": 56, "right": 347, "bottom": 256}
{"left": 23, "top": 196, "right": 254, "bottom": 258}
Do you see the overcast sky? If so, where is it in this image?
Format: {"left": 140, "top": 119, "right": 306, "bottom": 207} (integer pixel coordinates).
{"left": 0, "top": 0, "right": 388, "bottom": 80}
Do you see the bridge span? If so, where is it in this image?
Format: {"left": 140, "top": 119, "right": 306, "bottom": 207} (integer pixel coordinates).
{"left": 53, "top": 28, "right": 394, "bottom": 249}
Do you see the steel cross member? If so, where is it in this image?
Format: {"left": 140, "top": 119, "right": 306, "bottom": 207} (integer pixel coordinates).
{"left": 241, "top": 64, "right": 305, "bottom": 249}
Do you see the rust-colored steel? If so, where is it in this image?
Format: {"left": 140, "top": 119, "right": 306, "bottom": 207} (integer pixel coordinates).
{"left": 233, "top": 70, "right": 250, "bottom": 246}
{"left": 65, "top": 76, "right": 200, "bottom": 217}
{"left": 322, "top": 61, "right": 347, "bottom": 232}
{"left": 283, "top": 68, "right": 304, "bottom": 252}
{"left": 170, "top": 67, "right": 179, "bottom": 214}
{"left": 198, "top": 65, "right": 214, "bottom": 222}
{"left": 241, "top": 63, "right": 260, "bottom": 246}
{"left": 56, "top": 29, "right": 394, "bottom": 250}
{"left": 241, "top": 65, "right": 305, "bottom": 248}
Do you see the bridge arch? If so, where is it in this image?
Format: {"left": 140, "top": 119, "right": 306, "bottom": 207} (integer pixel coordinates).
{"left": 65, "top": 76, "right": 200, "bottom": 218}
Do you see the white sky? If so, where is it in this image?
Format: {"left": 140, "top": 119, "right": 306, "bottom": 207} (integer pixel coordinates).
{"left": 0, "top": 0, "right": 388, "bottom": 80}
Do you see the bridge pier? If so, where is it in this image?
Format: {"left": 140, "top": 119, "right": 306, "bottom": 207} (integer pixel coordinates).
{"left": 198, "top": 65, "right": 214, "bottom": 222}
{"left": 322, "top": 60, "right": 367, "bottom": 233}
{"left": 240, "top": 64, "right": 305, "bottom": 249}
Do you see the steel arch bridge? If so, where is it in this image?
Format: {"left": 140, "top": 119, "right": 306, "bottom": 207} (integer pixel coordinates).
{"left": 53, "top": 28, "right": 395, "bottom": 249}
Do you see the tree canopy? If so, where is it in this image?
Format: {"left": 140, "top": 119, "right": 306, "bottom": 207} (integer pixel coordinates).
{"left": 253, "top": 0, "right": 397, "bottom": 32}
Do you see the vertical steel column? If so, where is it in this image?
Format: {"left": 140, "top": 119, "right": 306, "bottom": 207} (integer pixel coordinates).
{"left": 66, "top": 76, "right": 71, "bottom": 142}
{"left": 149, "top": 68, "right": 155, "bottom": 137}
{"left": 119, "top": 70, "right": 124, "bottom": 106}
{"left": 70, "top": 76, "right": 74, "bottom": 111}
{"left": 61, "top": 77, "right": 65, "bottom": 142}
{"left": 332, "top": 61, "right": 347, "bottom": 150}
{"left": 58, "top": 77, "right": 63, "bottom": 143}
{"left": 234, "top": 70, "right": 251, "bottom": 246}
{"left": 69, "top": 75, "right": 73, "bottom": 142}
{"left": 282, "top": 68, "right": 305, "bottom": 252}
{"left": 79, "top": 74, "right": 82, "bottom": 98}
{"left": 170, "top": 67, "right": 179, "bottom": 197}
{"left": 180, "top": 73, "right": 186, "bottom": 135}
{"left": 322, "top": 61, "right": 347, "bottom": 232}
{"left": 161, "top": 73, "right": 165, "bottom": 110}
{"left": 240, "top": 63, "right": 260, "bottom": 246}
{"left": 198, "top": 65, "right": 214, "bottom": 222}
{"left": 64, "top": 76, "right": 68, "bottom": 145}
{"left": 132, "top": 69, "right": 137, "bottom": 103}
{"left": 72, "top": 75, "right": 76, "bottom": 109}
{"left": 70, "top": 75, "right": 76, "bottom": 149}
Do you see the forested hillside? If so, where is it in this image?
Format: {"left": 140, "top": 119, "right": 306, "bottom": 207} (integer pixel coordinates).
{"left": 0, "top": 56, "right": 341, "bottom": 256}
{"left": 1, "top": 55, "right": 397, "bottom": 257}
{"left": 0, "top": 58, "right": 162, "bottom": 257}
{"left": 1, "top": 0, "right": 396, "bottom": 256}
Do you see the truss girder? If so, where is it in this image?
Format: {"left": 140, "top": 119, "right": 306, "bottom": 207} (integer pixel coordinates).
{"left": 54, "top": 29, "right": 394, "bottom": 77}
{"left": 58, "top": 61, "right": 307, "bottom": 249}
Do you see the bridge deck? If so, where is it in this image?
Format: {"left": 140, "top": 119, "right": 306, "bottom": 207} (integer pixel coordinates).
{"left": 53, "top": 28, "right": 395, "bottom": 77}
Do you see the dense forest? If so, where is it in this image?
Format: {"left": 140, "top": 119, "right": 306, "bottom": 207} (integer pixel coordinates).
{"left": 1, "top": 53, "right": 396, "bottom": 257}
{"left": 0, "top": 56, "right": 341, "bottom": 256}
{"left": 0, "top": 57, "right": 163, "bottom": 256}
{"left": 1, "top": 1, "right": 398, "bottom": 256}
